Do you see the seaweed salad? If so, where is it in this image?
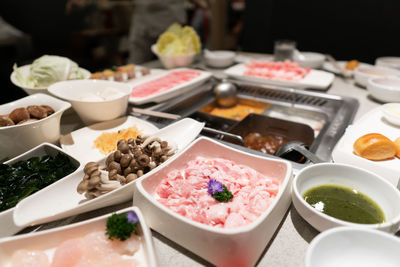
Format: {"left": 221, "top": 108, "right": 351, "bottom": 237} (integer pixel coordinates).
{"left": 0, "top": 153, "right": 77, "bottom": 212}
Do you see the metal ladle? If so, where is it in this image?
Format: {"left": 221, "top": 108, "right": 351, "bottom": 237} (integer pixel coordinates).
{"left": 274, "top": 141, "right": 324, "bottom": 164}
{"left": 213, "top": 80, "right": 238, "bottom": 108}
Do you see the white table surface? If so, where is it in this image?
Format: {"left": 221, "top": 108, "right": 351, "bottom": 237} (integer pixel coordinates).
{"left": 50, "top": 57, "right": 388, "bottom": 267}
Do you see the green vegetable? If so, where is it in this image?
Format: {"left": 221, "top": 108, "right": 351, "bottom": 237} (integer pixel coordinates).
{"left": 14, "top": 55, "right": 86, "bottom": 88}
{"left": 213, "top": 185, "right": 234, "bottom": 203}
{"left": 106, "top": 212, "right": 138, "bottom": 241}
{"left": 303, "top": 184, "right": 385, "bottom": 224}
{"left": 0, "top": 153, "right": 77, "bottom": 212}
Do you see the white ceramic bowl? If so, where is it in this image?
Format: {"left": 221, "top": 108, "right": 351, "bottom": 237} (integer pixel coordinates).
{"left": 204, "top": 50, "right": 236, "bottom": 68}
{"left": 294, "top": 52, "right": 325, "bottom": 69}
{"left": 0, "top": 93, "right": 71, "bottom": 160}
{"left": 381, "top": 103, "right": 400, "bottom": 125}
{"left": 292, "top": 163, "right": 400, "bottom": 233}
{"left": 0, "top": 207, "right": 157, "bottom": 267}
{"left": 48, "top": 79, "right": 131, "bottom": 125}
{"left": 367, "top": 76, "right": 400, "bottom": 103}
{"left": 10, "top": 64, "right": 91, "bottom": 95}
{"left": 0, "top": 142, "right": 80, "bottom": 238}
{"left": 354, "top": 65, "right": 400, "bottom": 87}
{"left": 375, "top": 56, "right": 400, "bottom": 70}
{"left": 151, "top": 44, "right": 196, "bottom": 69}
{"left": 306, "top": 227, "right": 400, "bottom": 267}
{"left": 134, "top": 137, "right": 293, "bottom": 266}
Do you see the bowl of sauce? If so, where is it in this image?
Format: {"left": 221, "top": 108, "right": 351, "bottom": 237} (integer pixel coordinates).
{"left": 292, "top": 163, "right": 400, "bottom": 232}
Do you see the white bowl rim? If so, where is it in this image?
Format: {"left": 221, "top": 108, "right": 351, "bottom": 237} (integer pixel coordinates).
{"left": 0, "top": 93, "right": 71, "bottom": 130}
{"left": 355, "top": 65, "right": 400, "bottom": 75}
{"left": 151, "top": 44, "right": 197, "bottom": 58}
{"left": 305, "top": 226, "right": 400, "bottom": 267}
{"left": 296, "top": 51, "right": 325, "bottom": 60}
{"left": 293, "top": 162, "right": 400, "bottom": 229}
{"left": 136, "top": 136, "right": 293, "bottom": 235}
{"left": 48, "top": 79, "right": 132, "bottom": 104}
{"left": 10, "top": 64, "right": 91, "bottom": 90}
{"left": 204, "top": 50, "right": 236, "bottom": 58}
{"left": 368, "top": 76, "right": 400, "bottom": 91}
{"left": 0, "top": 142, "right": 80, "bottom": 216}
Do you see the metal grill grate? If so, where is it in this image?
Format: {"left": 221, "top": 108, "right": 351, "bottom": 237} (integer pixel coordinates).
{"left": 238, "top": 85, "right": 329, "bottom": 107}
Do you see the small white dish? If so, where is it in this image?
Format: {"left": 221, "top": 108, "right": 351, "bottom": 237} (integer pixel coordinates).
{"left": 292, "top": 163, "right": 400, "bottom": 233}
{"left": 13, "top": 118, "right": 204, "bottom": 227}
{"left": 0, "top": 93, "right": 71, "bottom": 160}
{"left": 0, "top": 142, "right": 80, "bottom": 238}
{"left": 381, "top": 103, "right": 400, "bottom": 126}
{"left": 375, "top": 56, "right": 400, "bottom": 70}
{"left": 151, "top": 44, "right": 196, "bottom": 69}
{"left": 48, "top": 79, "right": 131, "bottom": 125}
{"left": 134, "top": 137, "right": 293, "bottom": 266}
{"left": 10, "top": 64, "right": 91, "bottom": 95}
{"left": 225, "top": 63, "right": 335, "bottom": 90}
{"left": 60, "top": 116, "right": 159, "bottom": 164}
{"left": 367, "top": 76, "right": 400, "bottom": 102}
{"left": 306, "top": 227, "right": 400, "bottom": 267}
{"left": 0, "top": 207, "right": 157, "bottom": 267}
{"left": 354, "top": 65, "right": 400, "bottom": 87}
{"left": 322, "top": 61, "right": 370, "bottom": 75}
{"left": 294, "top": 51, "right": 325, "bottom": 69}
{"left": 204, "top": 49, "right": 236, "bottom": 68}
{"left": 128, "top": 68, "right": 212, "bottom": 105}
{"left": 331, "top": 106, "right": 400, "bottom": 186}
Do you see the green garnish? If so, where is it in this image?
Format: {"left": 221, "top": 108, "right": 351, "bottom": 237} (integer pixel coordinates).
{"left": 106, "top": 211, "right": 139, "bottom": 241}
{"left": 111, "top": 66, "right": 118, "bottom": 72}
{"left": 213, "top": 185, "right": 234, "bottom": 202}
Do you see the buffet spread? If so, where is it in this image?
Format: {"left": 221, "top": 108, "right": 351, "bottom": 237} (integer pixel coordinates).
{"left": 1, "top": 23, "right": 400, "bottom": 267}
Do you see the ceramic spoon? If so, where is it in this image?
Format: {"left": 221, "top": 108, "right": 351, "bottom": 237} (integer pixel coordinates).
{"left": 13, "top": 118, "right": 204, "bottom": 227}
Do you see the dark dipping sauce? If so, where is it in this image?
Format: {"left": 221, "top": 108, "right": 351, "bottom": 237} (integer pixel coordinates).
{"left": 303, "top": 184, "right": 385, "bottom": 224}
{"left": 244, "top": 132, "right": 289, "bottom": 154}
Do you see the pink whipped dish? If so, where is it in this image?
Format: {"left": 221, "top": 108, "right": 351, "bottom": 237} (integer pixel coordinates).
{"left": 130, "top": 69, "right": 201, "bottom": 98}
{"left": 156, "top": 157, "right": 280, "bottom": 228}
{"left": 244, "top": 60, "right": 310, "bottom": 81}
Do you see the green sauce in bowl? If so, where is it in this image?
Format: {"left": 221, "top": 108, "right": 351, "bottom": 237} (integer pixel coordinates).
{"left": 303, "top": 185, "right": 385, "bottom": 224}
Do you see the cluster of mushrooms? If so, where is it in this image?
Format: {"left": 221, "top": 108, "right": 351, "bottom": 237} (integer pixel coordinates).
{"left": 77, "top": 135, "right": 177, "bottom": 199}
{"left": 0, "top": 105, "right": 55, "bottom": 127}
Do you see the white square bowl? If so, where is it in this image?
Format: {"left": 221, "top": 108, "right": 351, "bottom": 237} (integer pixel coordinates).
{"left": 0, "top": 142, "right": 80, "bottom": 238}
{"left": 133, "top": 137, "right": 293, "bottom": 266}
{"left": 0, "top": 207, "right": 157, "bottom": 267}
{"left": 0, "top": 93, "right": 71, "bottom": 160}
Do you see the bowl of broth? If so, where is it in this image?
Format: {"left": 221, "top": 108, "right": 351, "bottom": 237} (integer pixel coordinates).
{"left": 292, "top": 163, "right": 400, "bottom": 233}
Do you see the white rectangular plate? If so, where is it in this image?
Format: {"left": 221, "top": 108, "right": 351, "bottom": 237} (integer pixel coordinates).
{"left": 0, "top": 207, "right": 157, "bottom": 267}
{"left": 332, "top": 107, "right": 400, "bottom": 186}
{"left": 128, "top": 68, "right": 212, "bottom": 105}
{"left": 225, "top": 63, "right": 335, "bottom": 90}
{"left": 60, "top": 116, "right": 159, "bottom": 164}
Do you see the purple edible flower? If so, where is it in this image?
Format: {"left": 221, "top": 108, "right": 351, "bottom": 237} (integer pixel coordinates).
{"left": 207, "top": 179, "right": 224, "bottom": 195}
{"left": 126, "top": 211, "right": 139, "bottom": 224}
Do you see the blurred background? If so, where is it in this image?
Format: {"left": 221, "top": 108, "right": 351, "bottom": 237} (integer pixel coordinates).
{"left": 1, "top": 0, "right": 399, "bottom": 104}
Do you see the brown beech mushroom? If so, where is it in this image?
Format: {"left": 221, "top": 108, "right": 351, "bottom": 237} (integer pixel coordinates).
{"left": 41, "top": 105, "right": 55, "bottom": 115}
{"left": 0, "top": 115, "right": 15, "bottom": 127}
{"left": 9, "top": 107, "right": 30, "bottom": 123}
{"left": 27, "top": 105, "right": 47, "bottom": 119}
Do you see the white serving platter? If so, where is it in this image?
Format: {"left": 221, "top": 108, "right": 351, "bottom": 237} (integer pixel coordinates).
{"left": 13, "top": 118, "right": 205, "bottom": 228}
{"left": 322, "top": 61, "right": 371, "bottom": 75}
{"left": 0, "top": 143, "right": 80, "bottom": 238}
{"left": 0, "top": 207, "right": 157, "bottom": 267}
{"left": 128, "top": 68, "right": 212, "bottom": 105}
{"left": 332, "top": 106, "right": 400, "bottom": 187}
{"left": 224, "top": 63, "right": 334, "bottom": 90}
{"left": 60, "top": 116, "right": 159, "bottom": 164}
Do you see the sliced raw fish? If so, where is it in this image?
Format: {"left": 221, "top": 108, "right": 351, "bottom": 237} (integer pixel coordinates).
{"left": 11, "top": 249, "right": 50, "bottom": 267}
